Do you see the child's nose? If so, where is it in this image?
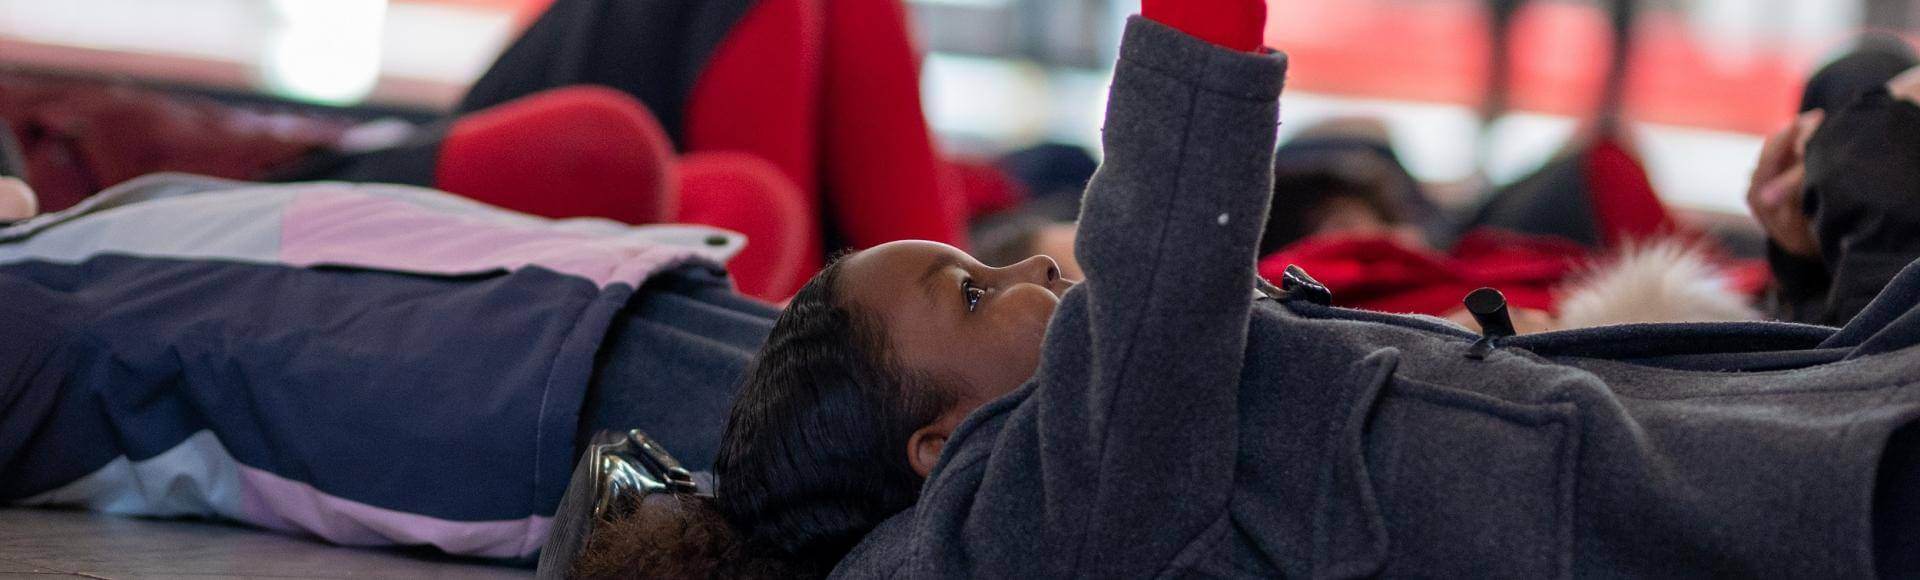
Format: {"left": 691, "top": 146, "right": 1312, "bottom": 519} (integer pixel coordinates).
{"left": 1009, "top": 255, "right": 1061, "bottom": 285}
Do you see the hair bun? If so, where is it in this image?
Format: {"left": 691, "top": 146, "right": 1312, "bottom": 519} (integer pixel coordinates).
{"left": 571, "top": 494, "right": 743, "bottom": 579}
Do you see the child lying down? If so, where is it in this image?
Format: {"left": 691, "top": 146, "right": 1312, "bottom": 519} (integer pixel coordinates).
{"left": 0, "top": 173, "right": 775, "bottom": 559}
{"left": 574, "top": 5, "right": 1920, "bottom": 579}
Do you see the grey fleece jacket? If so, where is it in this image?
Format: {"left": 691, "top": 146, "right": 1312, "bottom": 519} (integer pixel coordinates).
{"left": 834, "top": 17, "right": 1920, "bottom": 578}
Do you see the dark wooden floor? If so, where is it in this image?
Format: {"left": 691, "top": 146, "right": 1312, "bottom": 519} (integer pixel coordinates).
{"left": 0, "top": 509, "right": 533, "bottom": 579}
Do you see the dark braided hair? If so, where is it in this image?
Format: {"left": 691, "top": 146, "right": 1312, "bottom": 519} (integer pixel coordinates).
{"left": 575, "top": 255, "right": 956, "bottom": 578}
{"left": 715, "top": 255, "right": 957, "bottom": 570}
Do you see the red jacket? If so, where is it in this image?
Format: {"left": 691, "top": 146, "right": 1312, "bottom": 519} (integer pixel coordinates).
{"left": 1259, "top": 230, "right": 1591, "bottom": 316}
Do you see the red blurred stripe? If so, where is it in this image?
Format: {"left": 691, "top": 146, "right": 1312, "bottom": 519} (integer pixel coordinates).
{"left": 1266, "top": 0, "right": 1856, "bottom": 134}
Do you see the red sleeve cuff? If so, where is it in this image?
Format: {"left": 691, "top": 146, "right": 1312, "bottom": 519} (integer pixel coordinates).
{"left": 1141, "top": 0, "right": 1267, "bottom": 52}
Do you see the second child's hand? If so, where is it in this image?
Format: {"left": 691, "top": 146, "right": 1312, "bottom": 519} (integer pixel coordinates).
{"left": 1747, "top": 110, "right": 1823, "bottom": 261}
{"left": 1747, "top": 65, "right": 1920, "bottom": 263}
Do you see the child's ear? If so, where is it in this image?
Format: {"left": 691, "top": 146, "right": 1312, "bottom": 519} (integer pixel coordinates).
{"left": 907, "top": 424, "right": 951, "bottom": 478}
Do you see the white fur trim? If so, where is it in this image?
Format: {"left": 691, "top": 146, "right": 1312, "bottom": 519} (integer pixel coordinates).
{"left": 1557, "top": 239, "right": 1760, "bottom": 329}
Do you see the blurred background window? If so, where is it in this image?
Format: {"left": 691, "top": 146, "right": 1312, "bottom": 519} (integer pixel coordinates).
{"left": 0, "top": 0, "right": 1895, "bottom": 214}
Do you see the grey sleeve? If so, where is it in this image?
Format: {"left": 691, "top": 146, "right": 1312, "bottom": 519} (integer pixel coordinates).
{"left": 894, "top": 19, "right": 1288, "bottom": 580}
{"left": 1074, "top": 16, "right": 1287, "bottom": 356}
{"left": 1054, "top": 15, "right": 1286, "bottom": 574}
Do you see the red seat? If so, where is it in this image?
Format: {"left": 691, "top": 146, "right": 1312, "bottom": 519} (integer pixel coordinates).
{"left": 438, "top": 86, "right": 678, "bottom": 226}
{"left": 440, "top": 87, "right": 808, "bottom": 302}
{"left": 676, "top": 153, "right": 811, "bottom": 301}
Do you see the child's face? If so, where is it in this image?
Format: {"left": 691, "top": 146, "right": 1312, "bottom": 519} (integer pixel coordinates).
{"left": 839, "top": 240, "right": 1076, "bottom": 410}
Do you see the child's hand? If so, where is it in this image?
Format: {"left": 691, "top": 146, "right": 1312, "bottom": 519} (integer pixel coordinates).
{"left": 0, "top": 177, "right": 36, "bottom": 221}
{"left": 1890, "top": 65, "right": 1920, "bottom": 105}
{"left": 1746, "top": 110, "right": 1822, "bottom": 259}
{"left": 1143, "top": 0, "right": 1267, "bottom": 52}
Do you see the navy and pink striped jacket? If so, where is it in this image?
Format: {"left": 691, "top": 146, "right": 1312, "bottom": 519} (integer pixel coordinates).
{"left": 0, "top": 174, "right": 742, "bottom": 559}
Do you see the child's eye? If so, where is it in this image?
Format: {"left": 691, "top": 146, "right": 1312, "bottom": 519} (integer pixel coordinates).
{"left": 963, "top": 279, "right": 985, "bottom": 312}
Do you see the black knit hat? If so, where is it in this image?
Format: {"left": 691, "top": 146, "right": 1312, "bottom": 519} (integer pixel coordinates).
{"left": 1801, "top": 34, "right": 1919, "bottom": 113}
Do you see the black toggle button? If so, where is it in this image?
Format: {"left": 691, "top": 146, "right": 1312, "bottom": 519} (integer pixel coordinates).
{"left": 1276, "top": 264, "right": 1332, "bottom": 306}
{"left": 1464, "top": 287, "right": 1516, "bottom": 339}
{"left": 1463, "top": 287, "right": 1514, "bottom": 360}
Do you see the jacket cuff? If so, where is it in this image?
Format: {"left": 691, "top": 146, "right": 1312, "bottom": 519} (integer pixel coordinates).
{"left": 1117, "top": 16, "right": 1287, "bottom": 103}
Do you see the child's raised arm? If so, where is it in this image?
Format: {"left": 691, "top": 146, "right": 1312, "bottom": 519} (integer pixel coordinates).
{"left": 1047, "top": 12, "right": 1286, "bottom": 574}
{"left": 1076, "top": 9, "right": 1282, "bottom": 307}
{"left": 892, "top": 9, "right": 1286, "bottom": 579}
